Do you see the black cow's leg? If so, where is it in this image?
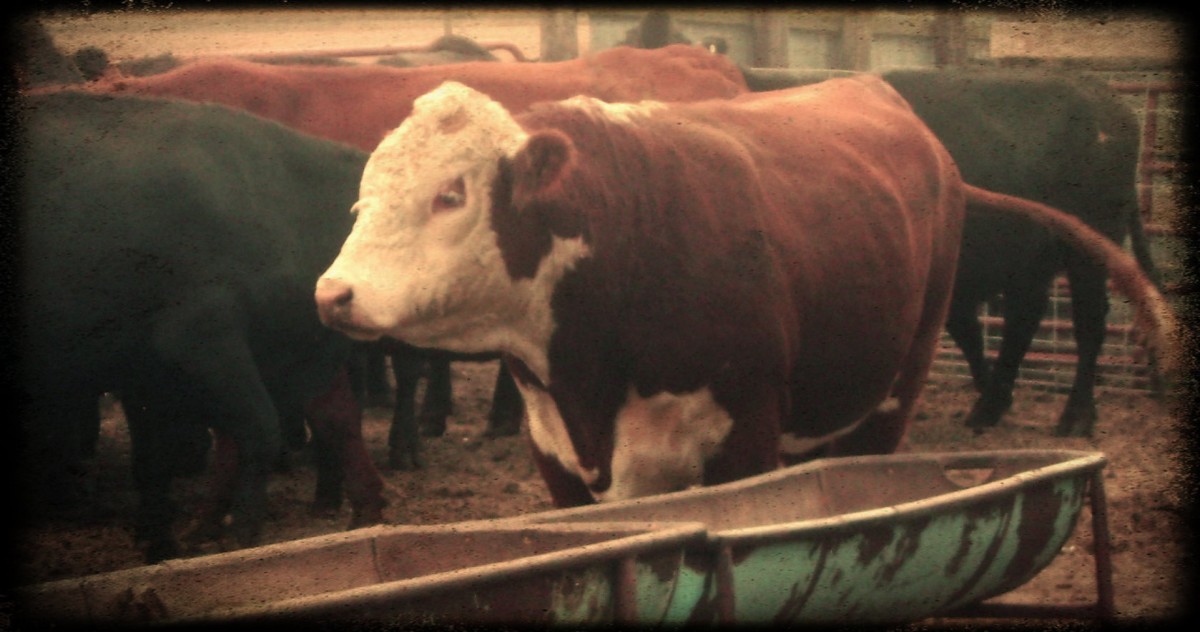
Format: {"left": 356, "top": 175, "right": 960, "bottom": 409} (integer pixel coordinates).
{"left": 966, "top": 278, "right": 1053, "bottom": 429}
{"left": 1056, "top": 262, "right": 1109, "bottom": 437}
{"left": 388, "top": 349, "right": 424, "bottom": 470}
{"left": 484, "top": 363, "right": 525, "bottom": 437}
{"left": 347, "top": 343, "right": 393, "bottom": 408}
{"left": 944, "top": 294, "right": 990, "bottom": 392}
{"left": 119, "top": 387, "right": 184, "bottom": 563}
{"left": 151, "top": 290, "right": 279, "bottom": 551}
{"left": 418, "top": 357, "right": 453, "bottom": 437}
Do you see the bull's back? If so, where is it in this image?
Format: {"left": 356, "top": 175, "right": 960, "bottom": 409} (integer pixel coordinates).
{"left": 691, "top": 77, "right": 964, "bottom": 432}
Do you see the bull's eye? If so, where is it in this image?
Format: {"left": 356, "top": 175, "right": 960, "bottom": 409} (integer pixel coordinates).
{"left": 433, "top": 177, "right": 467, "bottom": 213}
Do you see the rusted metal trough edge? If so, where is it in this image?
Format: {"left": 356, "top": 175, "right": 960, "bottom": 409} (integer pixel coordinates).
{"left": 516, "top": 449, "right": 1111, "bottom": 624}
{"left": 20, "top": 520, "right": 707, "bottom": 626}
{"left": 704, "top": 450, "right": 1106, "bottom": 546}
{"left": 141, "top": 520, "right": 709, "bottom": 624}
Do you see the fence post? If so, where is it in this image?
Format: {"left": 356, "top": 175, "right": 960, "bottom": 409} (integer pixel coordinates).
{"left": 933, "top": 11, "right": 968, "bottom": 67}
{"left": 750, "top": 10, "right": 789, "bottom": 68}
{"left": 540, "top": 9, "right": 579, "bottom": 61}
{"left": 837, "top": 12, "right": 872, "bottom": 70}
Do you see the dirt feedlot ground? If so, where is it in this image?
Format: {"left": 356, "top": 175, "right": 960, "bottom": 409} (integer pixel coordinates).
{"left": 11, "top": 365, "right": 1196, "bottom": 626}
{"left": 11, "top": 7, "right": 1197, "bottom": 628}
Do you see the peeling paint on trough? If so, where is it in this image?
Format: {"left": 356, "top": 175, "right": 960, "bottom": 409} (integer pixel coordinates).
{"left": 523, "top": 449, "right": 1108, "bottom": 624}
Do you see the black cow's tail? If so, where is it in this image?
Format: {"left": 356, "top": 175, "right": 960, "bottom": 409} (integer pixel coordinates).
{"left": 963, "top": 183, "right": 1180, "bottom": 379}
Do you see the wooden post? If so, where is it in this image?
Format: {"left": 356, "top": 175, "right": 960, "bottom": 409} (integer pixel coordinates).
{"left": 837, "top": 13, "right": 872, "bottom": 71}
{"left": 751, "top": 10, "right": 789, "bottom": 68}
{"left": 933, "top": 11, "right": 968, "bottom": 67}
{"left": 540, "top": 9, "right": 579, "bottom": 61}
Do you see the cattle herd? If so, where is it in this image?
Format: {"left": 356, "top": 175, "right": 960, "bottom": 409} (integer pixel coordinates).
{"left": 9, "top": 10, "right": 1183, "bottom": 623}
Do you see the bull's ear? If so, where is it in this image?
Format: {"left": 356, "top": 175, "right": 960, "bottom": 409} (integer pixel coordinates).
{"left": 511, "top": 130, "right": 574, "bottom": 208}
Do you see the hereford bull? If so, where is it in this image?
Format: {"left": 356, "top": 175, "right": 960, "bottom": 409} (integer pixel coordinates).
{"left": 315, "top": 77, "right": 966, "bottom": 504}
{"left": 72, "top": 42, "right": 749, "bottom": 469}
{"left": 314, "top": 78, "right": 1174, "bottom": 506}
{"left": 17, "top": 91, "right": 382, "bottom": 562}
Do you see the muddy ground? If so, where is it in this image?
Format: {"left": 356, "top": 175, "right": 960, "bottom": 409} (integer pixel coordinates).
{"left": 11, "top": 361, "right": 1194, "bottom": 626}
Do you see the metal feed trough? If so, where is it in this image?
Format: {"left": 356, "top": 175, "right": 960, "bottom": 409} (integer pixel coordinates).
{"left": 16, "top": 521, "right": 708, "bottom": 626}
{"left": 16, "top": 449, "right": 1110, "bottom": 626}
{"left": 520, "top": 449, "right": 1111, "bottom": 624}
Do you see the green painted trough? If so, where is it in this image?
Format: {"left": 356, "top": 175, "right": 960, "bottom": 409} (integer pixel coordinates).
{"left": 16, "top": 449, "right": 1109, "bottom": 626}
{"left": 521, "top": 449, "right": 1111, "bottom": 624}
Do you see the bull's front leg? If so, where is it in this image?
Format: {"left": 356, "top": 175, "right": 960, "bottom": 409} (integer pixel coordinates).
{"left": 529, "top": 445, "right": 597, "bottom": 507}
{"left": 702, "top": 392, "right": 782, "bottom": 488}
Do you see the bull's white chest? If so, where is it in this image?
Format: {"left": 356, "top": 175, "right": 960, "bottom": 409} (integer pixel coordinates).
{"left": 520, "top": 380, "right": 735, "bottom": 503}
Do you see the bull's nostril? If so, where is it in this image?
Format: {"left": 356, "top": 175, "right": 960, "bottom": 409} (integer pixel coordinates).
{"left": 315, "top": 278, "right": 354, "bottom": 313}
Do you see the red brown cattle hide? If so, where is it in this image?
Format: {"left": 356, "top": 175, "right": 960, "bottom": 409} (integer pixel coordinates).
{"left": 79, "top": 44, "right": 748, "bottom": 151}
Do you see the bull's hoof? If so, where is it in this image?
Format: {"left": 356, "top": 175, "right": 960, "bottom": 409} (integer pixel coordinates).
{"left": 964, "top": 393, "right": 1011, "bottom": 430}
{"left": 388, "top": 448, "right": 423, "bottom": 471}
{"left": 483, "top": 415, "right": 522, "bottom": 438}
{"left": 1053, "top": 407, "right": 1098, "bottom": 438}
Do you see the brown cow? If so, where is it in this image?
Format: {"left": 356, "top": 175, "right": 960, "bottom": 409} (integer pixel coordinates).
{"left": 314, "top": 76, "right": 966, "bottom": 505}
{"left": 79, "top": 44, "right": 747, "bottom": 150}
{"left": 314, "top": 77, "right": 1174, "bottom": 507}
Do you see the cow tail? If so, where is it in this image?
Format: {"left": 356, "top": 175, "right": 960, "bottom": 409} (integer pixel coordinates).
{"left": 1125, "top": 203, "right": 1163, "bottom": 291}
{"left": 963, "top": 183, "right": 1181, "bottom": 380}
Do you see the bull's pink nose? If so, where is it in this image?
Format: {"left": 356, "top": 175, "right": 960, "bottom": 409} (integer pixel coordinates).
{"left": 315, "top": 277, "right": 354, "bottom": 325}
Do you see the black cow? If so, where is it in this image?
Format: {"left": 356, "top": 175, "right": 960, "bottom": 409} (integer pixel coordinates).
{"left": 742, "top": 66, "right": 1155, "bottom": 437}
{"left": 16, "top": 90, "right": 382, "bottom": 562}
{"left": 11, "top": 17, "right": 84, "bottom": 88}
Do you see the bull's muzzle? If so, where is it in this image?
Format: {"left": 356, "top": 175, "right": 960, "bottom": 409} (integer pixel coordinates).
{"left": 314, "top": 277, "right": 355, "bottom": 330}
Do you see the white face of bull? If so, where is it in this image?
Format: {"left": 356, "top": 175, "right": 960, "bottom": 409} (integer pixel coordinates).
{"left": 315, "top": 82, "right": 589, "bottom": 383}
